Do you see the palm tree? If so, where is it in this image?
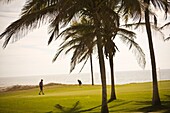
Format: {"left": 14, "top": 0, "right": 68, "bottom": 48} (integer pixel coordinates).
{"left": 143, "top": 0, "right": 170, "bottom": 106}
{"left": 117, "top": 0, "right": 170, "bottom": 106}
{"left": 58, "top": 17, "right": 118, "bottom": 101}
{"left": 74, "top": 18, "right": 95, "bottom": 86}
{"left": 104, "top": 38, "right": 118, "bottom": 101}
{"left": 53, "top": 17, "right": 96, "bottom": 85}
{"left": 104, "top": 28, "right": 146, "bottom": 102}
{"left": 100, "top": 4, "right": 146, "bottom": 101}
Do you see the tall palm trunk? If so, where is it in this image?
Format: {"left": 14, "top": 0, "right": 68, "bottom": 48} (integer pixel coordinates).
{"left": 97, "top": 40, "right": 109, "bottom": 113}
{"left": 94, "top": 13, "right": 109, "bottom": 113}
{"left": 144, "top": 0, "right": 161, "bottom": 106}
{"left": 90, "top": 54, "right": 94, "bottom": 85}
{"left": 109, "top": 55, "right": 116, "bottom": 102}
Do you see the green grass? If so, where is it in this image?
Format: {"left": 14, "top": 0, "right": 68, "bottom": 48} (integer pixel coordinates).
{"left": 0, "top": 81, "right": 170, "bottom": 113}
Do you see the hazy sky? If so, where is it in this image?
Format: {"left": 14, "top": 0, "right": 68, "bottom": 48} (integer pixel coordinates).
{"left": 0, "top": 0, "right": 170, "bottom": 77}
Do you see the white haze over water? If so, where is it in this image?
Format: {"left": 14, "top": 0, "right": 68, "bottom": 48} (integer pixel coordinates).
{"left": 0, "top": 69, "right": 169, "bottom": 87}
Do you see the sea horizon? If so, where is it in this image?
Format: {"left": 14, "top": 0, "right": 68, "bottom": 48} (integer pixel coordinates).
{"left": 0, "top": 69, "right": 170, "bottom": 87}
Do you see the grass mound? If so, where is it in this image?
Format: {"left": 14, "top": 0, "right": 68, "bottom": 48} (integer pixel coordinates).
{"left": 4, "top": 85, "right": 37, "bottom": 92}
{"left": 0, "top": 83, "right": 63, "bottom": 92}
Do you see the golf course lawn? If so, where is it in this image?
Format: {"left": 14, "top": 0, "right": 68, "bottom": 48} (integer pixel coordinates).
{"left": 0, "top": 80, "right": 170, "bottom": 113}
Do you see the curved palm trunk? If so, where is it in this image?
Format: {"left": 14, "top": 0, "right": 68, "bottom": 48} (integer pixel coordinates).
{"left": 109, "top": 55, "right": 116, "bottom": 102}
{"left": 90, "top": 54, "right": 94, "bottom": 85}
{"left": 144, "top": 0, "right": 161, "bottom": 106}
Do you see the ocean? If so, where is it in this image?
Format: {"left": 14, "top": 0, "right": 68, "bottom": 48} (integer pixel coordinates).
{"left": 0, "top": 69, "right": 170, "bottom": 87}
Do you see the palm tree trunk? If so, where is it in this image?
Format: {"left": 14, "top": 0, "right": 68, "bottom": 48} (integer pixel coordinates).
{"left": 90, "top": 54, "right": 94, "bottom": 85}
{"left": 109, "top": 55, "right": 116, "bottom": 102}
{"left": 94, "top": 12, "right": 109, "bottom": 113}
{"left": 144, "top": 0, "right": 161, "bottom": 106}
{"left": 97, "top": 41, "right": 109, "bottom": 113}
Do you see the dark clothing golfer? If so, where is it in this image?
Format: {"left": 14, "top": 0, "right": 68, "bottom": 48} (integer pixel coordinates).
{"left": 77, "top": 79, "right": 82, "bottom": 86}
{"left": 39, "top": 79, "right": 44, "bottom": 95}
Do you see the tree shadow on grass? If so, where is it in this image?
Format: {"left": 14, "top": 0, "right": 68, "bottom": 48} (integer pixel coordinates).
{"left": 135, "top": 101, "right": 170, "bottom": 113}
{"left": 48, "top": 100, "right": 133, "bottom": 113}
{"left": 47, "top": 95, "right": 170, "bottom": 113}
{"left": 108, "top": 100, "right": 133, "bottom": 112}
{"left": 46, "top": 101, "right": 101, "bottom": 113}
{"left": 55, "top": 101, "right": 81, "bottom": 113}
{"left": 134, "top": 95, "right": 170, "bottom": 113}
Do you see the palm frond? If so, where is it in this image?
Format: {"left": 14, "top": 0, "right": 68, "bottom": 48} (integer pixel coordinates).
{"left": 117, "top": 28, "right": 137, "bottom": 39}
{"left": 65, "top": 44, "right": 80, "bottom": 55}
{"left": 122, "top": 22, "right": 166, "bottom": 40}
{"left": 121, "top": 22, "right": 146, "bottom": 29}
{"left": 0, "top": 4, "right": 57, "bottom": 48}
{"left": 151, "top": 0, "right": 170, "bottom": 15}
{"left": 159, "top": 22, "right": 170, "bottom": 30}
{"left": 118, "top": 34, "right": 146, "bottom": 69}
{"left": 0, "top": 0, "right": 85, "bottom": 47}
{"left": 117, "top": 0, "right": 145, "bottom": 23}
{"left": 48, "top": 20, "right": 59, "bottom": 45}
{"left": 78, "top": 57, "right": 89, "bottom": 73}
{"left": 56, "top": 27, "right": 96, "bottom": 73}
{"left": 70, "top": 50, "right": 89, "bottom": 73}
{"left": 70, "top": 49, "right": 81, "bottom": 73}
{"left": 56, "top": 23, "right": 95, "bottom": 40}
{"left": 165, "top": 36, "right": 170, "bottom": 41}
{"left": 21, "top": 0, "right": 57, "bottom": 16}
{"left": 70, "top": 46, "right": 90, "bottom": 73}
{"left": 52, "top": 48, "right": 64, "bottom": 62}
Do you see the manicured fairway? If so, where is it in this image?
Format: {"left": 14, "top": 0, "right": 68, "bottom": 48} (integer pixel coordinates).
{"left": 0, "top": 81, "right": 170, "bottom": 113}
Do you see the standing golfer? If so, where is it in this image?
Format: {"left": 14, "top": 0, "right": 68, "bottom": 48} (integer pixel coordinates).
{"left": 39, "top": 79, "right": 44, "bottom": 95}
